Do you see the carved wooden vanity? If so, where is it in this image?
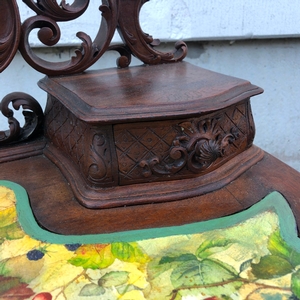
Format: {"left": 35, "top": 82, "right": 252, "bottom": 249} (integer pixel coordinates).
{"left": 1, "top": 0, "right": 300, "bottom": 237}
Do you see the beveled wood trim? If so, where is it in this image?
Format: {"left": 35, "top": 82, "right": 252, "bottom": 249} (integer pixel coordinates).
{"left": 44, "top": 144, "right": 264, "bottom": 208}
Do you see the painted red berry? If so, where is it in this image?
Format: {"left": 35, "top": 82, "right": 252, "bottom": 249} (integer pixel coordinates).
{"left": 33, "top": 292, "right": 52, "bottom": 300}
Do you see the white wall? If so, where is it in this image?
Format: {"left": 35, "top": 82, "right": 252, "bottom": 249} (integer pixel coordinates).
{"left": 1, "top": 0, "right": 300, "bottom": 171}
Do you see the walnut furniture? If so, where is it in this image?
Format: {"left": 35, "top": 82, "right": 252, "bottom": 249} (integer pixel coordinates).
{"left": 1, "top": 0, "right": 300, "bottom": 236}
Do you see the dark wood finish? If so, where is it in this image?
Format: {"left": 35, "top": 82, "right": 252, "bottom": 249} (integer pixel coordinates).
{"left": 16, "top": 0, "right": 187, "bottom": 75}
{"left": 39, "top": 62, "right": 262, "bottom": 123}
{"left": 0, "top": 0, "right": 20, "bottom": 72}
{"left": 0, "top": 93, "right": 44, "bottom": 145}
{"left": 0, "top": 148, "right": 300, "bottom": 236}
{"left": 38, "top": 62, "right": 263, "bottom": 208}
{"left": 1, "top": 0, "right": 300, "bottom": 239}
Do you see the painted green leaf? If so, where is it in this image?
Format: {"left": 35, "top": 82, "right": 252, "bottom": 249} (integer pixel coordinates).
{"left": 116, "top": 284, "right": 139, "bottom": 295}
{"left": 251, "top": 255, "right": 293, "bottom": 279}
{"left": 68, "top": 244, "right": 115, "bottom": 270}
{"left": 170, "top": 259, "right": 202, "bottom": 288}
{"left": 268, "top": 230, "right": 300, "bottom": 265}
{"left": 111, "top": 242, "right": 149, "bottom": 263}
{"left": 200, "top": 258, "right": 239, "bottom": 280}
{"left": 98, "top": 271, "right": 129, "bottom": 287}
{"left": 170, "top": 258, "right": 241, "bottom": 297}
{"left": 292, "top": 269, "right": 300, "bottom": 298}
{"left": 196, "top": 238, "right": 234, "bottom": 259}
{"left": 159, "top": 254, "right": 197, "bottom": 265}
{"left": 0, "top": 207, "right": 17, "bottom": 228}
{"left": 79, "top": 283, "right": 105, "bottom": 296}
{"left": 0, "top": 222, "right": 24, "bottom": 241}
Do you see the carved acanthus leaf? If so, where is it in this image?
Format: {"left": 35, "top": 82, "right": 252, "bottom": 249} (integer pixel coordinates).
{"left": 140, "top": 119, "right": 235, "bottom": 177}
{"left": 0, "top": 92, "right": 44, "bottom": 145}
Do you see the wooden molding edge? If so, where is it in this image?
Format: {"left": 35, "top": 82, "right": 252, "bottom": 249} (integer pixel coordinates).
{"left": 0, "top": 138, "right": 46, "bottom": 163}
{"left": 44, "top": 144, "right": 264, "bottom": 209}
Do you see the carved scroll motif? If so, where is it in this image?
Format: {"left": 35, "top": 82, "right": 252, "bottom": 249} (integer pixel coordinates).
{"left": 117, "top": 0, "right": 187, "bottom": 66}
{"left": 140, "top": 119, "right": 235, "bottom": 177}
{"left": 16, "top": 0, "right": 187, "bottom": 75}
{"left": 19, "top": 0, "right": 118, "bottom": 75}
{"left": 0, "top": 92, "right": 44, "bottom": 145}
{"left": 88, "top": 134, "right": 110, "bottom": 184}
{"left": 0, "top": 0, "right": 21, "bottom": 72}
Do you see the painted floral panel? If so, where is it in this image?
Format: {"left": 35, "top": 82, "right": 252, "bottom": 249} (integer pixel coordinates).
{"left": 0, "top": 181, "right": 299, "bottom": 300}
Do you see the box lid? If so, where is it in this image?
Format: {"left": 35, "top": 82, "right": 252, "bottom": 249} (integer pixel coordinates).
{"left": 38, "top": 62, "right": 263, "bottom": 124}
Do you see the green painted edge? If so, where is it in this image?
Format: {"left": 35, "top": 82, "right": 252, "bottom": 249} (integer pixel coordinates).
{"left": 1, "top": 179, "right": 300, "bottom": 249}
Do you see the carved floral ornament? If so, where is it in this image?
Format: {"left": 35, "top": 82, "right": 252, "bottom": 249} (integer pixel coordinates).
{"left": 140, "top": 119, "right": 236, "bottom": 177}
{"left": 0, "top": 0, "right": 187, "bottom": 144}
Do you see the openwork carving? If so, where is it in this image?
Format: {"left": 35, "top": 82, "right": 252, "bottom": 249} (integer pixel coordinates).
{"left": 14, "top": 0, "right": 187, "bottom": 75}
{"left": 19, "top": 0, "right": 118, "bottom": 75}
{"left": 0, "top": 92, "right": 44, "bottom": 145}
{"left": 117, "top": 0, "right": 187, "bottom": 65}
{"left": 140, "top": 119, "right": 235, "bottom": 177}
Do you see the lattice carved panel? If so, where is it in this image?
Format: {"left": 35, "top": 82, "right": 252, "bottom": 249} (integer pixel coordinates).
{"left": 114, "top": 100, "right": 254, "bottom": 185}
{"left": 45, "top": 97, "right": 117, "bottom": 188}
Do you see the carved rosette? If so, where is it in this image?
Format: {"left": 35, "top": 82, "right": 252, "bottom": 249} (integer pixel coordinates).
{"left": 0, "top": 92, "right": 44, "bottom": 145}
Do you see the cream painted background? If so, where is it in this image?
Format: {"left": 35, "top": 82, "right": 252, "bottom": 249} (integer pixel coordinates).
{"left": 1, "top": 0, "right": 300, "bottom": 170}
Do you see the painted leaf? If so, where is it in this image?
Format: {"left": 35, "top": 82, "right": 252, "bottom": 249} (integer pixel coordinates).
{"left": 0, "top": 254, "right": 44, "bottom": 283}
{"left": 0, "top": 282, "right": 34, "bottom": 299}
{"left": 292, "top": 269, "right": 300, "bottom": 298}
{"left": 200, "top": 258, "right": 239, "bottom": 282}
{"left": 0, "top": 276, "right": 20, "bottom": 294}
{"left": 68, "top": 244, "right": 115, "bottom": 269}
{"left": 98, "top": 271, "right": 129, "bottom": 287}
{"left": 159, "top": 253, "right": 197, "bottom": 265}
{"left": 111, "top": 242, "right": 149, "bottom": 263}
{"left": 196, "top": 238, "right": 234, "bottom": 259}
{"left": 170, "top": 258, "right": 240, "bottom": 297}
{"left": 116, "top": 284, "right": 139, "bottom": 295}
{"left": 170, "top": 259, "right": 201, "bottom": 288}
{"left": 0, "top": 222, "right": 24, "bottom": 242}
{"left": 251, "top": 255, "right": 293, "bottom": 279}
{"left": 0, "top": 207, "right": 17, "bottom": 228}
{"left": 79, "top": 283, "right": 105, "bottom": 296}
{"left": 268, "top": 230, "right": 300, "bottom": 267}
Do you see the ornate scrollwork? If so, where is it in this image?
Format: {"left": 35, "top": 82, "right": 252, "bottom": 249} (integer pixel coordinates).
{"left": 88, "top": 134, "right": 108, "bottom": 184}
{"left": 0, "top": 92, "right": 44, "bottom": 145}
{"left": 0, "top": 0, "right": 21, "bottom": 72}
{"left": 117, "top": 0, "right": 187, "bottom": 65}
{"left": 16, "top": 0, "right": 187, "bottom": 75}
{"left": 19, "top": 0, "right": 118, "bottom": 75}
{"left": 140, "top": 119, "right": 235, "bottom": 177}
{"left": 22, "top": 0, "right": 90, "bottom": 22}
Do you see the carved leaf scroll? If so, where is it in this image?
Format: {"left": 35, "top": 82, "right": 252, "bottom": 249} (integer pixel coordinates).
{"left": 140, "top": 119, "right": 235, "bottom": 177}
{"left": 19, "top": 0, "right": 118, "bottom": 75}
{"left": 22, "top": 0, "right": 90, "bottom": 22}
{"left": 0, "top": 0, "right": 21, "bottom": 72}
{"left": 17, "top": 0, "right": 187, "bottom": 74}
{"left": 0, "top": 92, "right": 44, "bottom": 145}
{"left": 117, "top": 0, "right": 188, "bottom": 65}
